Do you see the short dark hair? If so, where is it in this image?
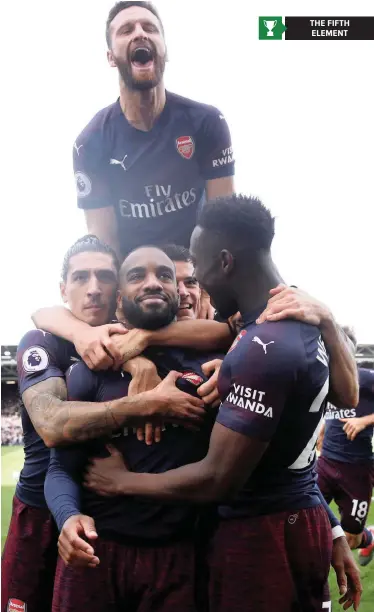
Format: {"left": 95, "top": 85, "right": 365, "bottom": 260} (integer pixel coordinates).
{"left": 161, "top": 244, "right": 192, "bottom": 264}
{"left": 106, "top": 1, "right": 164, "bottom": 48}
{"left": 61, "top": 235, "right": 120, "bottom": 282}
{"left": 197, "top": 194, "right": 275, "bottom": 252}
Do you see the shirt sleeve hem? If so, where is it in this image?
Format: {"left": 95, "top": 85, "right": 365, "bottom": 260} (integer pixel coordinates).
{"left": 19, "top": 370, "right": 65, "bottom": 395}
{"left": 216, "top": 413, "right": 272, "bottom": 442}
{"left": 77, "top": 200, "right": 113, "bottom": 210}
{"left": 203, "top": 167, "right": 235, "bottom": 181}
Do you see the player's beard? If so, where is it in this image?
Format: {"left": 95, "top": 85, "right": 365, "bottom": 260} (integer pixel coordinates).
{"left": 115, "top": 51, "right": 165, "bottom": 91}
{"left": 121, "top": 294, "right": 178, "bottom": 330}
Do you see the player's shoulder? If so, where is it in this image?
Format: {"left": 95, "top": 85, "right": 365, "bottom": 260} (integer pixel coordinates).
{"left": 75, "top": 100, "right": 121, "bottom": 147}
{"left": 244, "top": 319, "right": 305, "bottom": 353}
{"left": 16, "top": 331, "right": 76, "bottom": 392}
{"left": 167, "top": 91, "right": 222, "bottom": 119}
{"left": 227, "top": 320, "right": 304, "bottom": 377}
{"left": 17, "top": 329, "right": 68, "bottom": 356}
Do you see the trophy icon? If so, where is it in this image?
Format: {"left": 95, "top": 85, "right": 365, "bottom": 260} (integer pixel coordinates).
{"left": 263, "top": 20, "right": 277, "bottom": 36}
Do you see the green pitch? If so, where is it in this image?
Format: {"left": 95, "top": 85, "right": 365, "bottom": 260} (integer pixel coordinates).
{"left": 1, "top": 446, "right": 373, "bottom": 609}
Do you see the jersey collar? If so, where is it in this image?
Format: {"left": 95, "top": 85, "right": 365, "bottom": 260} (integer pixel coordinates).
{"left": 241, "top": 303, "right": 268, "bottom": 327}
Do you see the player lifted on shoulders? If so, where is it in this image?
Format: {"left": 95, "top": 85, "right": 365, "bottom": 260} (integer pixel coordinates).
{"left": 74, "top": 1, "right": 234, "bottom": 318}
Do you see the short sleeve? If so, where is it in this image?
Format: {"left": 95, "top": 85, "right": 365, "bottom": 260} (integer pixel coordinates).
{"left": 66, "top": 361, "right": 99, "bottom": 401}
{"left": 195, "top": 108, "right": 235, "bottom": 180}
{"left": 73, "top": 129, "right": 112, "bottom": 210}
{"left": 216, "top": 329, "right": 302, "bottom": 442}
{"left": 17, "top": 330, "right": 67, "bottom": 395}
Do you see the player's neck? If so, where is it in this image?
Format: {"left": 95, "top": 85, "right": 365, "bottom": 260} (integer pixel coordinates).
{"left": 119, "top": 83, "right": 166, "bottom": 131}
{"left": 236, "top": 260, "right": 284, "bottom": 316}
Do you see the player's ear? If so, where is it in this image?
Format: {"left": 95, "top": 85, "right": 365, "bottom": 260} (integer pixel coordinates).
{"left": 107, "top": 49, "right": 117, "bottom": 68}
{"left": 116, "top": 290, "right": 122, "bottom": 308}
{"left": 60, "top": 281, "right": 68, "bottom": 304}
{"left": 116, "top": 291, "right": 124, "bottom": 320}
{"left": 220, "top": 250, "right": 234, "bottom": 276}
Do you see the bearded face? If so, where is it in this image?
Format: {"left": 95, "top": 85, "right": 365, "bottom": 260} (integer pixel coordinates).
{"left": 108, "top": 6, "right": 166, "bottom": 91}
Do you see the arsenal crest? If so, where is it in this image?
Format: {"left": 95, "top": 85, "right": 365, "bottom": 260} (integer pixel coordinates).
{"left": 228, "top": 329, "right": 247, "bottom": 353}
{"left": 7, "top": 600, "right": 27, "bottom": 612}
{"left": 182, "top": 372, "right": 203, "bottom": 386}
{"left": 176, "top": 136, "right": 195, "bottom": 160}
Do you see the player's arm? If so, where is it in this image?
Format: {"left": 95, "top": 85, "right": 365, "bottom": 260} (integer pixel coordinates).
{"left": 340, "top": 413, "right": 374, "bottom": 441}
{"left": 111, "top": 320, "right": 233, "bottom": 364}
{"left": 196, "top": 107, "right": 235, "bottom": 200}
{"left": 32, "top": 306, "right": 127, "bottom": 370}
{"left": 320, "top": 319, "right": 358, "bottom": 409}
{"left": 22, "top": 372, "right": 205, "bottom": 448}
{"left": 196, "top": 108, "right": 235, "bottom": 319}
{"left": 256, "top": 285, "right": 359, "bottom": 408}
{"left": 32, "top": 309, "right": 232, "bottom": 368}
{"left": 315, "top": 483, "right": 343, "bottom": 537}
{"left": 44, "top": 447, "right": 85, "bottom": 531}
{"left": 317, "top": 419, "right": 325, "bottom": 452}
{"left": 74, "top": 133, "right": 122, "bottom": 260}
{"left": 123, "top": 357, "right": 163, "bottom": 445}
{"left": 87, "top": 423, "right": 267, "bottom": 503}
{"left": 45, "top": 448, "right": 99, "bottom": 568}
{"left": 206, "top": 176, "right": 234, "bottom": 200}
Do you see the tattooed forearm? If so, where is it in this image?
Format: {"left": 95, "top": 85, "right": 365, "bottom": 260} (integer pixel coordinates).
{"left": 22, "top": 377, "right": 139, "bottom": 447}
{"left": 62, "top": 401, "right": 121, "bottom": 443}
{"left": 22, "top": 378, "right": 69, "bottom": 446}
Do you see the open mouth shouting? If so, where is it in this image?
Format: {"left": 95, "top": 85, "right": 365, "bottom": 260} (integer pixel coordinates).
{"left": 130, "top": 45, "right": 155, "bottom": 70}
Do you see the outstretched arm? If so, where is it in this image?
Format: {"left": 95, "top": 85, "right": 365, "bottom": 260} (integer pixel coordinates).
{"left": 32, "top": 307, "right": 126, "bottom": 370}
{"left": 22, "top": 372, "right": 205, "bottom": 448}
{"left": 110, "top": 320, "right": 232, "bottom": 363}
{"left": 33, "top": 305, "right": 232, "bottom": 365}
{"left": 319, "top": 319, "right": 358, "bottom": 409}
{"left": 85, "top": 422, "right": 268, "bottom": 503}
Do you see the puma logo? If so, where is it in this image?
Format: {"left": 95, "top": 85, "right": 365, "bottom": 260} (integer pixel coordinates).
{"left": 252, "top": 336, "right": 275, "bottom": 354}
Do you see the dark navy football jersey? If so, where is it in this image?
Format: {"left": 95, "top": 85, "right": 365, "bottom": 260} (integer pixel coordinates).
{"left": 322, "top": 368, "right": 374, "bottom": 464}
{"left": 45, "top": 347, "right": 222, "bottom": 542}
{"left": 74, "top": 92, "right": 234, "bottom": 255}
{"left": 216, "top": 310, "right": 330, "bottom": 518}
{"left": 16, "top": 329, "right": 77, "bottom": 508}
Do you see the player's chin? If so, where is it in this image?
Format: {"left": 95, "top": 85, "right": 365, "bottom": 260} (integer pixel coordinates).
{"left": 140, "top": 302, "right": 168, "bottom": 315}
{"left": 82, "top": 308, "right": 110, "bottom": 327}
{"left": 131, "top": 64, "right": 161, "bottom": 87}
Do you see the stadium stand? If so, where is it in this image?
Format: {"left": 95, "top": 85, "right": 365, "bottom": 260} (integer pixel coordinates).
{"left": 2, "top": 345, "right": 22, "bottom": 445}
{"left": 1, "top": 345, "right": 18, "bottom": 381}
